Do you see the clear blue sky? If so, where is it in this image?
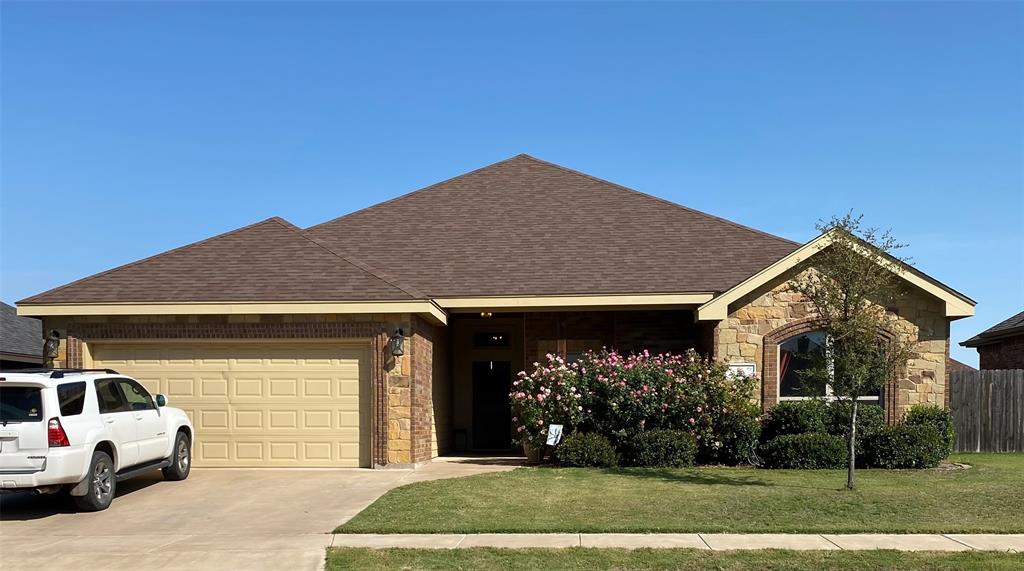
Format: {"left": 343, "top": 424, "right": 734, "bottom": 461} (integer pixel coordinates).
{"left": 2, "top": 2, "right": 1021, "bottom": 365}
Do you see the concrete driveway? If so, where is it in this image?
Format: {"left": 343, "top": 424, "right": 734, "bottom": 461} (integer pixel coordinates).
{"left": 0, "top": 457, "right": 517, "bottom": 570}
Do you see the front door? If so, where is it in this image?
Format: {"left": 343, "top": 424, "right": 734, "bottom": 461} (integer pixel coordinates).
{"left": 472, "top": 360, "right": 512, "bottom": 450}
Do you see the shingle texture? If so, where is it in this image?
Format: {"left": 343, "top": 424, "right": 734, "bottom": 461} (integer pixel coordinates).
{"left": 20, "top": 155, "right": 801, "bottom": 305}
{"left": 20, "top": 218, "right": 416, "bottom": 303}
{"left": 1, "top": 302, "right": 42, "bottom": 357}
{"left": 308, "top": 154, "right": 799, "bottom": 297}
{"left": 962, "top": 310, "right": 1024, "bottom": 347}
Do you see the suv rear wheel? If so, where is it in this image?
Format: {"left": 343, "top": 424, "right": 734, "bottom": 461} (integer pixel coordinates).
{"left": 73, "top": 451, "right": 115, "bottom": 511}
{"left": 162, "top": 431, "right": 191, "bottom": 481}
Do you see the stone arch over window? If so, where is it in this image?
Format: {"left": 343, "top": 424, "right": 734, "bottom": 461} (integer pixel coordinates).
{"left": 762, "top": 317, "right": 902, "bottom": 422}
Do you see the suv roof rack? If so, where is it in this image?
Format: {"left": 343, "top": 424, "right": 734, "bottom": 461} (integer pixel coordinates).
{"left": 0, "top": 368, "right": 120, "bottom": 379}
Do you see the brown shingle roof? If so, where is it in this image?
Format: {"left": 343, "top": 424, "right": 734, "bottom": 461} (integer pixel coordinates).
{"left": 961, "top": 310, "right": 1024, "bottom": 347}
{"left": 20, "top": 218, "right": 417, "bottom": 303}
{"left": 307, "top": 154, "right": 799, "bottom": 297}
{"left": 21, "top": 155, "right": 802, "bottom": 306}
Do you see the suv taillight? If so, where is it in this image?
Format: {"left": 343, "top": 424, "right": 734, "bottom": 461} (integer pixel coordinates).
{"left": 48, "top": 417, "right": 70, "bottom": 447}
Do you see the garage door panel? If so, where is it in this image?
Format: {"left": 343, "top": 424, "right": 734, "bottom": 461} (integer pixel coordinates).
{"left": 200, "top": 377, "right": 228, "bottom": 397}
{"left": 199, "top": 409, "right": 230, "bottom": 429}
{"left": 233, "top": 409, "right": 264, "bottom": 429}
{"left": 302, "top": 378, "right": 333, "bottom": 397}
{"left": 91, "top": 342, "right": 369, "bottom": 468}
{"left": 268, "top": 378, "right": 299, "bottom": 397}
{"left": 301, "top": 410, "right": 332, "bottom": 429}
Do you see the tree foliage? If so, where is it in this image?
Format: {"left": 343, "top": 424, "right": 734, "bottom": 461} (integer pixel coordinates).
{"left": 788, "top": 213, "right": 915, "bottom": 489}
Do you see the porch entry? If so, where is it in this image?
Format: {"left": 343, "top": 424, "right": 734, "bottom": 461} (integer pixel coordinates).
{"left": 471, "top": 360, "right": 512, "bottom": 450}
{"left": 449, "top": 311, "right": 707, "bottom": 453}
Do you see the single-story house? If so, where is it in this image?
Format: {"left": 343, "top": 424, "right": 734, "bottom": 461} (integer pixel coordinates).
{"left": 17, "top": 155, "right": 975, "bottom": 468}
{"left": 1, "top": 301, "right": 44, "bottom": 369}
{"left": 961, "top": 310, "right": 1024, "bottom": 369}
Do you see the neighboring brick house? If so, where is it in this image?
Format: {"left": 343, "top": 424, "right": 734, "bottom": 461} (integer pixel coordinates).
{"left": 16, "top": 155, "right": 975, "bottom": 468}
{"left": 946, "top": 357, "right": 977, "bottom": 375}
{"left": 961, "top": 310, "right": 1024, "bottom": 369}
{"left": 1, "top": 301, "right": 44, "bottom": 369}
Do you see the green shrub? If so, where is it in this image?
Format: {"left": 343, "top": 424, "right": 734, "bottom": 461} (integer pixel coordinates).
{"left": 864, "top": 424, "right": 946, "bottom": 469}
{"left": 556, "top": 432, "right": 618, "bottom": 467}
{"left": 827, "top": 402, "right": 886, "bottom": 439}
{"left": 622, "top": 429, "right": 697, "bottom": 467}
{"left": 759, "top": 433, "right": 847, "bottom": 469}
{"left": 903, "top": 405, "right": 956, "bottom": 456}
{"left": 760, "top": 400, "right": 829, "bottom": 442}
{"left": 700, "top": 400, "right": 761, "bottom": 466}
{"left": 826, "top": 402, "right": 886, "bottom": 464}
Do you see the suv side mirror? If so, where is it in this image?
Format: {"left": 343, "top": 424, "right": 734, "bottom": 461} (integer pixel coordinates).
{"left": 155, "top": 394, "right": 168, "bottom": 407}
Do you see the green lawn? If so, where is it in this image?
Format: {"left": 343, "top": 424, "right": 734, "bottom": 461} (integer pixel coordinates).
{"left": 338, "top": 454, "right": 1024, "bottom": 533}
{"left": 326, "top": 548, "right": 1024, "bottom": 571}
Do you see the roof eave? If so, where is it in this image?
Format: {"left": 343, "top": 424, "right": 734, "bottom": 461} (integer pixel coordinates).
{"left": 696, "top": 231, "right": 976, "bottom": 321}
{"left": 960, "top": 327, "right": 1024, "bottom": 348}
{"left": 17, "top": 300, "right": 448, "bottom": 326}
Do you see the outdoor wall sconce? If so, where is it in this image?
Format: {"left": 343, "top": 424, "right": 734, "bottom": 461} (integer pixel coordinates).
{"left": 388, "top": 328, "right": 405, "bottom": 357}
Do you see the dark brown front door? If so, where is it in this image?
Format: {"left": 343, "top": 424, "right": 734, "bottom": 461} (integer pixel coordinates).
{"left": 472, "top": 360, "right": 512, "bottom": 450}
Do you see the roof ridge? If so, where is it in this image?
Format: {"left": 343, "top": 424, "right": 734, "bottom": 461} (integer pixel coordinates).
{"left": 304, "top": 154, "right": 531, "bottom": 232}
{"left": 17, "top": 218, "right": 288, "bottom": 305}
{"left": 272, "top": 220, "right": 426, "bottom": 299}
{"left": 517, "top": 154, "right": 802, "bottom": 248}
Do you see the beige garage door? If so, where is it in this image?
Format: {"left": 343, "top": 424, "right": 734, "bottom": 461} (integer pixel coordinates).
{"left": 90, "top": 342, "right": 370, "bottom": 468}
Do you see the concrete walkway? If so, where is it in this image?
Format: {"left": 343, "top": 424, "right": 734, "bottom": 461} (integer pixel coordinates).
{"left": 331, "top": 533, "right": 1024, "bottom": 552}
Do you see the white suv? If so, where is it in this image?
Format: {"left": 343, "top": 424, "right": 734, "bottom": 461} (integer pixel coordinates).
{"left": 0, "top": 369, "right": 193, "bottom": 511}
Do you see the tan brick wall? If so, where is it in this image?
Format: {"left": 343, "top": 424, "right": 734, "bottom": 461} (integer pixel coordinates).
{"left": 408, "top": 316, "right": 450, "bottom": 462}
{"left": 712, "top": 267, "right": 950, "bottom": 420}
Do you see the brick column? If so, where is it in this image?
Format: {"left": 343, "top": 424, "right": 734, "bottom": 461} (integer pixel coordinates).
{"left": 65, "top": 336, "right": 83, "bottom": 368}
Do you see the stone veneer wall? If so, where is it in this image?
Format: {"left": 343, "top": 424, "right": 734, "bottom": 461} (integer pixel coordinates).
{"left": 45, "top": 312, "right": 433, "bottom": 468}
{"left": 712, "top": 267, "right": 950, "bottom": 421}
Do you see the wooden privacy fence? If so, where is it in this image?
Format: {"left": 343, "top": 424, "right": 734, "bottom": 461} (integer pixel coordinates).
{"left": 949, "top": 369, "right": 1024, "bottom": 453}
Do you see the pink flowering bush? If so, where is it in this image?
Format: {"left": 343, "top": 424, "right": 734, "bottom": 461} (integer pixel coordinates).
{"left": 513, "top": 348, "right": 760, "bottom": 465}
{"left": 509, "top": 353, "right": 586, "bottom": 449}
{"left": 577, "top": 349, "right": 759, "bottom": 464}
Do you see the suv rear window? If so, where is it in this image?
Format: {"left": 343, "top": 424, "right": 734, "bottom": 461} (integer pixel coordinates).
{"left": 58, "top": 382, "right": 87, "bottom": 416}
{"left": 0, "top": 386, "right": 44, "bottom": 422}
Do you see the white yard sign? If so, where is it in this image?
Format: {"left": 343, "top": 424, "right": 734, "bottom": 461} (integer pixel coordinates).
{"left": 727, "top": 363, "right": 756, "bottom": 379}
{"left": 546, "top": 424, "right": 564, "bottom": 446}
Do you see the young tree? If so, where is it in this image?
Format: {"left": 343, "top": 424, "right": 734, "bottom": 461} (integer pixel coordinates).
{"left": 789, "top": 213, "right": 914, "bottom": 490}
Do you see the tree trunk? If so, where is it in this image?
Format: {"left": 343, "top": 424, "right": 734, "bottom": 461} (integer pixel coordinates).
{"left": 847, "top": 400, "right": 858, "bottom": 490}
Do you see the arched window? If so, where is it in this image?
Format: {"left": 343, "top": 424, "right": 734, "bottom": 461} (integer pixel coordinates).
{"left": 778, "top": 330, "right": 881, "bottom": 403}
